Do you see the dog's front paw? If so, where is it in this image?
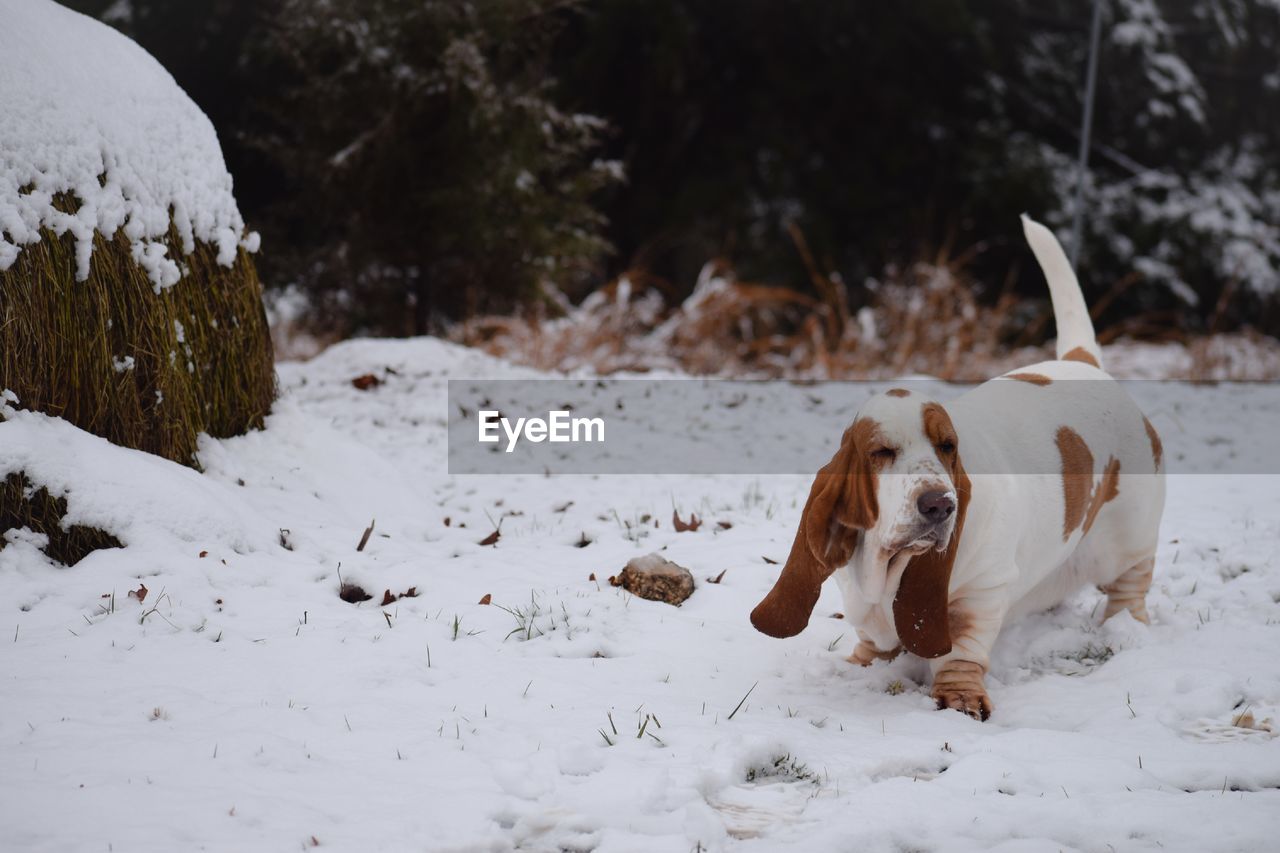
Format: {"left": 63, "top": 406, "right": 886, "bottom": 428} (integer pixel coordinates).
{"left": 933, "top": 685, "right": 993, "bottom": 721}
{"left": 931, "top": 660, "right": 992, "bottom": 721}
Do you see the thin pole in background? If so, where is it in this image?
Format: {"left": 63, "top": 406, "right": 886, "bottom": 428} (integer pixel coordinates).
{"left": 1071, "top": 0, "right": 1105, "bottom": 270}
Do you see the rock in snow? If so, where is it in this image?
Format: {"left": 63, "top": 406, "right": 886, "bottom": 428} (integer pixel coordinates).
{"left": 0, "top": 0, "right": 257, "bottom": 288}
{"left": 614, "top": 553, "right": 696, "bottom": 605}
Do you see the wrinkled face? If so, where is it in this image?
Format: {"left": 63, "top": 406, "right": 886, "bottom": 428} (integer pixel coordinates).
{"left": 856, "top": 391, "right": 961, "bottom": 561}
{"left": 749, "top": 387, "right": 969, "bottom": 646}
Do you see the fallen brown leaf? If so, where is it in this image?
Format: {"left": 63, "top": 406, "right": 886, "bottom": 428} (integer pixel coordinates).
{"left": 672, "top": 510, "right": 702, "bottom": 532}
{"left": 478, "top": 594, "right": 492, "bottom": 605}
{"left": 351, "top": 373, "right": 381, "bottom": 390}
{"left": 128, "top": 584, "right": 148, "bottom": 603}
{"left": 707, "top": 569, "right": 727, "bottom": 584}
{"left": 716, "top": 520, "right": 733, "bottom": 530}
{"left": 380, "top": 586, "right": 419, "bottom": 606}
{"left": 762, "top": 556, "right": 779, "bottom": 565}
{"left": 478, "top": 529, "right": 500, "bottom": 546}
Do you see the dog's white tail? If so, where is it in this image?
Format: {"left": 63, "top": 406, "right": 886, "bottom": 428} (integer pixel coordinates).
{"left": 1021, "top": 214, "right": 1102, "bottom": 368}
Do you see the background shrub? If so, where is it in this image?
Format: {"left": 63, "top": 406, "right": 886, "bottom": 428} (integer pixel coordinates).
{"left": 65, "top": 0, "right": 1280, "bottom": 339}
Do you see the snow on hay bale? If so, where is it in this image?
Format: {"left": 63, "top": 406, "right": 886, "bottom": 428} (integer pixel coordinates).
{"left": 0, "top": 0, "right": 275, "bottom": 469}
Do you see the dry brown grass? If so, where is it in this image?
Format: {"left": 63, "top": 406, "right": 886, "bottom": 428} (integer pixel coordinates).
{"left": 0, "top": 472, "right": 123, "bottom": 566}
{"left": 453, "top": 244, "right": 1280, "bottom": 381}
{"left": 1, "top": 217, "right": 275, "bottom": 564}
{"left": 454, "top": 250, "right": 1049, "bottom": 380}
{"left": 0, "top": 225, "right": 276, "bottom": 464}
{"left": 1185, "top": 329, "right": 1280, "bottom": 380}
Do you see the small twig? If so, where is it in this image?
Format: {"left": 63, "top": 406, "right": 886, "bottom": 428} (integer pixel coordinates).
{"left": 357, "top": 519, "right": 376, "bottom": 552}
{"left": 728, "top": 681, "right": 758, "bottom": 721}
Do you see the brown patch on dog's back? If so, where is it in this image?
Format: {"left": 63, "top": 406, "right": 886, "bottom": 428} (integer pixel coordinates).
{"left": 1062, "top": 347, "right": 1100, "bottom": 368}
{"left": 1082, "top": 457, "right": 1121, "bottom": 534}
{"left": 1143, "top": 416, "right": 1163, "bottom": 470}
{"left": 1056, "top": 426, "right": 1094, "bottom": 540}
{"left": 1006, "top": 372, "right": 1052, "bottom": 386}
{"left": 886, "top": 388, "right": 911, "bottom": 397}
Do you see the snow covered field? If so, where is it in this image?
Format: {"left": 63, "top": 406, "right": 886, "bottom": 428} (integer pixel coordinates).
{"left": 3, "top": 337, "right": 1280, "bottom": 852}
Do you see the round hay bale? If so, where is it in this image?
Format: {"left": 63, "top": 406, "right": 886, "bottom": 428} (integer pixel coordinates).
{"left": 0, "top": 0, "right": 275, "bottom": 466}
{"left": 1, "top": 0, "right": 274, "bottom": 562}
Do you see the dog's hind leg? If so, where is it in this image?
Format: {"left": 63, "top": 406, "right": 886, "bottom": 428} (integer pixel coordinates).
{"left": 1101, "top": 555, "right": 1154, "bottom": 624}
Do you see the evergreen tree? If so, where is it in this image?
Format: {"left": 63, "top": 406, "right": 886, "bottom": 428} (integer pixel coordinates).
{"left": 252, "top": 0, "right": 621, "bottom": 334}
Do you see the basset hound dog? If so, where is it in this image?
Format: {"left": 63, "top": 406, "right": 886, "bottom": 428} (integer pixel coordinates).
{"left": 750, "top": 216, "right": 1165, "bottom": 720}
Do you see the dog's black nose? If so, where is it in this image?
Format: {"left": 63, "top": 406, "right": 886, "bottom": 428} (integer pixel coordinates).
{"left": 917, "top": 491, "right": 955, "bottom": 522}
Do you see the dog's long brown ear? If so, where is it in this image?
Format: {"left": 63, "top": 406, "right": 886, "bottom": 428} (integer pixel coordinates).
{"left": 751, "top": 421, "right": 879, "bottom": 638}
{"left": 894, "top": 404, "right": 970, "bottom": 658}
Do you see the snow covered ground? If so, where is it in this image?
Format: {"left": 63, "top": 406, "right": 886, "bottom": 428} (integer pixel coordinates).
{"left": 3, "top": 337, "right": 1279, "bottom": 852}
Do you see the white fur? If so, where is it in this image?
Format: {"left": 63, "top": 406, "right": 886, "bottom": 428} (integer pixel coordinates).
{"left": 1021, "top": 214, "right": 1102, "bottom": 364}
{"left": 836, "top": 220, "right": 1165, "bottom": 694}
